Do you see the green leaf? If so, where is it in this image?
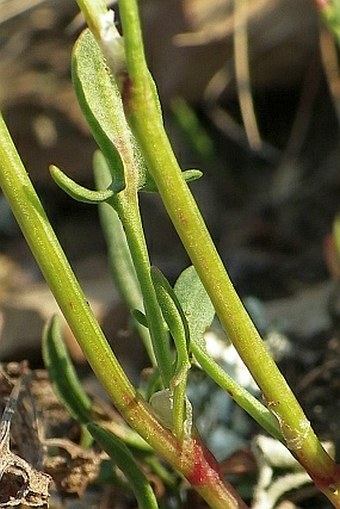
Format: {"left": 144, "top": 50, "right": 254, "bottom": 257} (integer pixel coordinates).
{"left": 151, "top": 266, "right": 190, "bottom": 356}
{"left": 149, "top": 388, "right": 173, "bottom": 429}
{"left": 174, "top": 266, "right": 215, "bottom": 351}
{"left": 140, "top": 169, "right": 203, "bottom": 193}
{"left": 88, "top": 423, "right": 159, "bottom": 509}
{"left": 140, "top": 168, "right": 203, "bottom": 193}
{"left": 182, "top": 168, "right": 203, "bottom": 183}
{"left": 72, "top": 29, "right": 127, "bottom": 193}
{"left": 132, "top": 309, "right": 149, "bottom": 328}
{"left": 50, "top": 164, "right": 114, "bottom": 203}
{"left": 151, "top": 267, "right": 192, "bottom": 439}
{"left": 42, "top": 315, "right": 92, "bottom": 424}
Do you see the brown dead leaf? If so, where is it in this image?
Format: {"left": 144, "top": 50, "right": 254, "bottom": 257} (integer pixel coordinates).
{"left": 0, "top": 370, "right": 51, "bottom": 507}
{"left": 44, "top": 438, "right": 103, "bottom": 496}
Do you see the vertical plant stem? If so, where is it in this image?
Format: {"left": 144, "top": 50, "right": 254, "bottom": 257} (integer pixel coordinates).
{"left": 96, "top": 139, "right": 173, "bottom": 385}
{"left": 117, "top": 0, "right": 340, "bottom": 498}
{"left": 94, "top": 152, "right": 157, "bottom": 369}
{"left": 114, "top": 190, "right": 174, "bottom": 386}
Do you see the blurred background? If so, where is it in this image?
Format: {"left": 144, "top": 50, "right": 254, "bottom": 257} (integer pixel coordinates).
{"left": 0, "top": 1, "right": 340, "bottom": 506}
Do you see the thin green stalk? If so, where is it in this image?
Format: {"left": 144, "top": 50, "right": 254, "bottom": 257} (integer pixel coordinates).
{"left": 191, "top": 343, "right": 282, "bottom": 442}
{"left": 117, "top": 0, "right": 340, "bottom": 500}
{"left": 151, "top": 266, "right": 191, "bottom": 440}
{"left": 113, "top": 189, "right": 173, "bottom": 385}
{"left": 0, "top": 112, "right": 248, "bottom": 509}
{"left": 94, "top": 151, "right": 157, "bottom": 367}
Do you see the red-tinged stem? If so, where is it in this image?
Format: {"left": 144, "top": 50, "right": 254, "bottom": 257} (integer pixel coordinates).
{"left": 120, "top": 395, "right": 248, "bottom": 509}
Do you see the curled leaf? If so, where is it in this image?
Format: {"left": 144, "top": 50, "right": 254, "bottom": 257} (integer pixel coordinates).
{"left": 50, "top": 164, "right": 114, "bottom": 203}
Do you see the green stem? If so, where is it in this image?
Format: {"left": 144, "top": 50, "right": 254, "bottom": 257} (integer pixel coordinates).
{"left": 0, "top": 112, "right": 248, "bottom": 509}
{"left": 94, "top": 152, "right": 156, "bottom": 366}
{"left": 113, "top": 188, "right": 173, "bottom": 386}
{"left": 118, "top": 0, "right": 340, "bottom": 498}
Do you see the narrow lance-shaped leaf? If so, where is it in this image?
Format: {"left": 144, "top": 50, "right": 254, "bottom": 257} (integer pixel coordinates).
{"left": 88, "top": 423, "right": 160, "bottom": 509}
{"left": 43, "top": 316, "right": 159, "bottom": 508}
{"left": 43, "top": 313, "right": 153, "bottom": 451}
{"left": 72, "top": 28, "right": 157, "bottom": 195}
{"left": 72, "top": 5, "right": 162, "bottom": 197}
{"left": 42, "top": 315, "right": 92, "bottom": 425}
{"left": 151, "top": 266, "right": 190, "bottom": 354}
{"left": 151, "top": 267, "right": 192, "bottom": 440}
